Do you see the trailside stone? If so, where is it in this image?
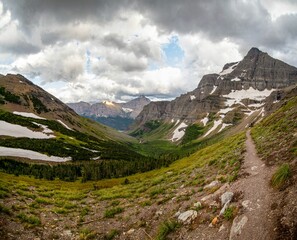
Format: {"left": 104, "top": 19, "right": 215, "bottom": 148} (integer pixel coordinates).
{"left": 229, "top": 215, "right": 248, "bottom": 240}
{"left": 177, "top": 210, "right": 198, "bottom": 224}
{"left": 221, "top": 192, "right": 234, "bottom": 206}
{"left": 204, "top": 180, "right": 220, "bottom": 190}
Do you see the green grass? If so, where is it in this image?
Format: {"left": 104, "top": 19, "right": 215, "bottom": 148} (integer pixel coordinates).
{"left": 0, "top": 203, "right": 11, "bottom": 215}
{"left": 103, "top": 229, "right": 119, "bottom": 240}
{"left": 156, "top": 220, "right": 180, "bottom": 240}
{"left": 271, "top": 163, "right": 291, "bottom": 189}
{"left": 79, "top": 227, "right": 96, "bottom": 240}
{"left": 223, "top": 206, "right": 235, "bottom": 220}
{"left": 17, "top": 212, "right": 41, "bottom": 226}
{"left": 251, "top": 96, "right": 297, "bottom": 164}
{"left": 104, "top": 207, "right": 124, "bottom": 218}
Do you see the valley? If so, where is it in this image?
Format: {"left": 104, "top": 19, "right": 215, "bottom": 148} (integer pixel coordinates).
{"left": 0, "top": 48, "right": 296, "bottom": 239}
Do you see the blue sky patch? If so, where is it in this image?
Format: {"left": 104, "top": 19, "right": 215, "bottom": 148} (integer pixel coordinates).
{"left": 162, "top": 36, "right": 184, "bottom": 67}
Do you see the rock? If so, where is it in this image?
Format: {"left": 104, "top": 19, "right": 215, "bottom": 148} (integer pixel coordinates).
{"left": 177, "top": 210, "right": 198, "bottom": 224}
{"left": 193, "top": 201, "right": 202, "bottom": 208}
{"left": 221, "top": 192, "right": 234, "bottom": 206}
{"left": 63, "top": 230, "right": 72, "bottom": 237}
{"left": 127, "top": 229, "right": 135, "bottom": 234}
{"left": 204, "top": 180, "right": 220, "bottom": 190}
{"left": 156, "top": 210, "right": 163, "bottom": 216}
{"left": 229, "top": 215, "right": 248, "bottom": 240}
{"left": 174, "top": 211, "right": 181, "bottom": 218}
{"left": 219, "top": 224, "right": 226, "bottom": 232}
{"left": 219, "top": 201, "right": 230, "bottom": 216}
{"left": 219, "top": 192, "right": 234, "bottom": 216}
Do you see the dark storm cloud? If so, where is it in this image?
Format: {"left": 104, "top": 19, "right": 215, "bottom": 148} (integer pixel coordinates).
{"left": 0, "top": 41, "right": 40, "bottom": 55}
{"left": 4, "top": 0, "right": 297, "bottom": 52}
{"left": 2, "top": 0, "right": 130, "bottom": 28}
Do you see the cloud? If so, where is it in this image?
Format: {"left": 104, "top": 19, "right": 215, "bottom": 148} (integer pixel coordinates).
{"left": 1, "top": 0, "right": 297, "bottom": 103}
{"left": 11, "top": 42, "right": 85, "bottom": 82}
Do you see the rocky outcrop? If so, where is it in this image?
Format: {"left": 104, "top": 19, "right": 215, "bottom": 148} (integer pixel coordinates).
{"left": 134, "top": 48, "right": 297, "bottom": 129}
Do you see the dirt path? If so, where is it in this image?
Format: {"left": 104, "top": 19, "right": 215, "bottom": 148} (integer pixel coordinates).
{"left": 229, "top": 130, "right": 276, "bottom": 240}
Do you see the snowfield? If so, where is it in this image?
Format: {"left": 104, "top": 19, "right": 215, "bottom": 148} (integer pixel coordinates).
{"left": 0, "top": 120, "right": 55, "bottom": 139}
{"left": 57, "top": 120, "right": 72, "bottom": 130}
{"left": 0, "top": 146, "right": 71, "bottom": 162}
{"left": 219, "top": 123, "right": 232, "bottom": 132}
{"left": 122, "top": 107, "right": 133, "bottom": 113}
{"left": 171, "top": 122, "right": 188, "bottom": 142}
{"left": 219, "top": 62, "right": 239, "bottom": 76}
{"left": 223, "top": 87, "right": 274, "bottom": 107}
{"left": 200, "top": 113, "right": 209, "bottom": 126}
{"left": 203, "top": 119, "right": 222, "bottom": 137}
{"left": 13, "top": 111, "right": 46, "bottom": 120}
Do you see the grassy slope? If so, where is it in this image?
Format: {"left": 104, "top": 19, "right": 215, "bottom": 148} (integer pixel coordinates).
{"left": 0, "top": 132, "right": 245, "bottom": 239}
{"left": 251, "top": 95, "right": 297, "bottom": 164}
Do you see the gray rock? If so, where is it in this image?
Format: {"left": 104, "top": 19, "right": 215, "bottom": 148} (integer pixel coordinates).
{"left": 229, "top": 215, "right": 248, "bottom": 240}
{"left": 193, "top": 201, "right": 202, "bottom": 208}
{"left": 221, "top": 192, "right": 234, "bottom": 206}
{"left": 177, "top": 210, "right": 198, "bottom": 224}
{"left": 204, "top": 180, "right": 220, "bottom": 190}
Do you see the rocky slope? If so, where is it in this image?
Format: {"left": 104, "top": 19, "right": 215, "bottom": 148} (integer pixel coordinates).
{"left": 133, "top": 47, "right": 297, "bottom": 141}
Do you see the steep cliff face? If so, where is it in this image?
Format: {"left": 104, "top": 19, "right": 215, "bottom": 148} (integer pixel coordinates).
{"left": 134, "top": 48, "right": 297, "bottom": 128}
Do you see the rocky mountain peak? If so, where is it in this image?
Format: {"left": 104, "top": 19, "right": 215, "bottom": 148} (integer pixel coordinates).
{"left": 134, "top": 48, "right": 297, "bottom": 130}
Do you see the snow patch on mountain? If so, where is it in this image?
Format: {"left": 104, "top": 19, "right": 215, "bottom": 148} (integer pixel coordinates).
{"left": 57, "top": 120, "right": 72, "bottom": 130}
{"left": 0, "top": 146, "right": 71, "bottom": 162}
{"left": 200, "top": 113, "right": 209, "bottom": 126}
{"left": 219, "top": 107, "right": 234, "bottom": 114}
{"left": 171, "top": 122, "right": 187, "bottom": 142}
{"left": 122, "top": 107, "right": 133, "bottom": 113}
{"left": 0, "top": 120, "right": 55, "bottom": 139}
{"left": 223, "top": 87, "right": 274, "bottom": 107}
{"left": 210, "top": 86, "right": 217, "bottom": 95}
{"left": 219, "top": 62, "right": 239, "bottom": 76}
{"left": 231, "top": 77, "right": 241, "bottom": 82}
{"left": 203, "top": 119, "right": 222, "bottom": 137}
{"left": 13, "top": 111, "right": 46, "bottom": 120}
{"left": 190, "top": 95, "right": 196, "bottom": 100}
{"left": 219, "top": 123, "right": 232, "bottom": 132}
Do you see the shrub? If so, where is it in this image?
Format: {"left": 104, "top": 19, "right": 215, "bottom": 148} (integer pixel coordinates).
{"left": 104, "top": 207, "right": 123, "bottom": 218}
{"left": 17, "top": 212, "right": 41, "bottom": 226}
{"left": 104, "top": 229, "right": 119, "bottom": 240}
{"left": 271, "top": 163, "right": 291, "bottom": 188}
{"left": 156, "top": 220, "right": 180, "bottom": 240}
{"left": 223, "top": 206, "right": 235, "bottom": 220}
{"left": 0, "top": 204, "right": 11, "bottom": 215}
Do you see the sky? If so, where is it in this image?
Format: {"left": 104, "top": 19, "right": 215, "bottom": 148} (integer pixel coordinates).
{"left": 1, "top": 0, "right": 297, "bottom": 103}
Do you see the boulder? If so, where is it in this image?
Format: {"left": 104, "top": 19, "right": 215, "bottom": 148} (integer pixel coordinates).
{"left": 177, "top": 210, "right": 198, "bottom": 224}
{"left": 204, "top": 180, "right": 220, "bottom": 190}
{"left": 221, "top": 192, "right": 234, "bottom": 206}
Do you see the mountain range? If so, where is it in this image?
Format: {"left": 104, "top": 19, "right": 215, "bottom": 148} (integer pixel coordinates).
{"left": 67, "top": 96, "right": 150, "bottom": 130}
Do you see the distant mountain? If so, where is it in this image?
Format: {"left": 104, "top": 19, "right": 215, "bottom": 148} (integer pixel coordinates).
{"left": 67, "top": 96, "right": 150, "bottom": 130}
{"left": 132, "top": 47, "right": 297, "bottom": 141}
